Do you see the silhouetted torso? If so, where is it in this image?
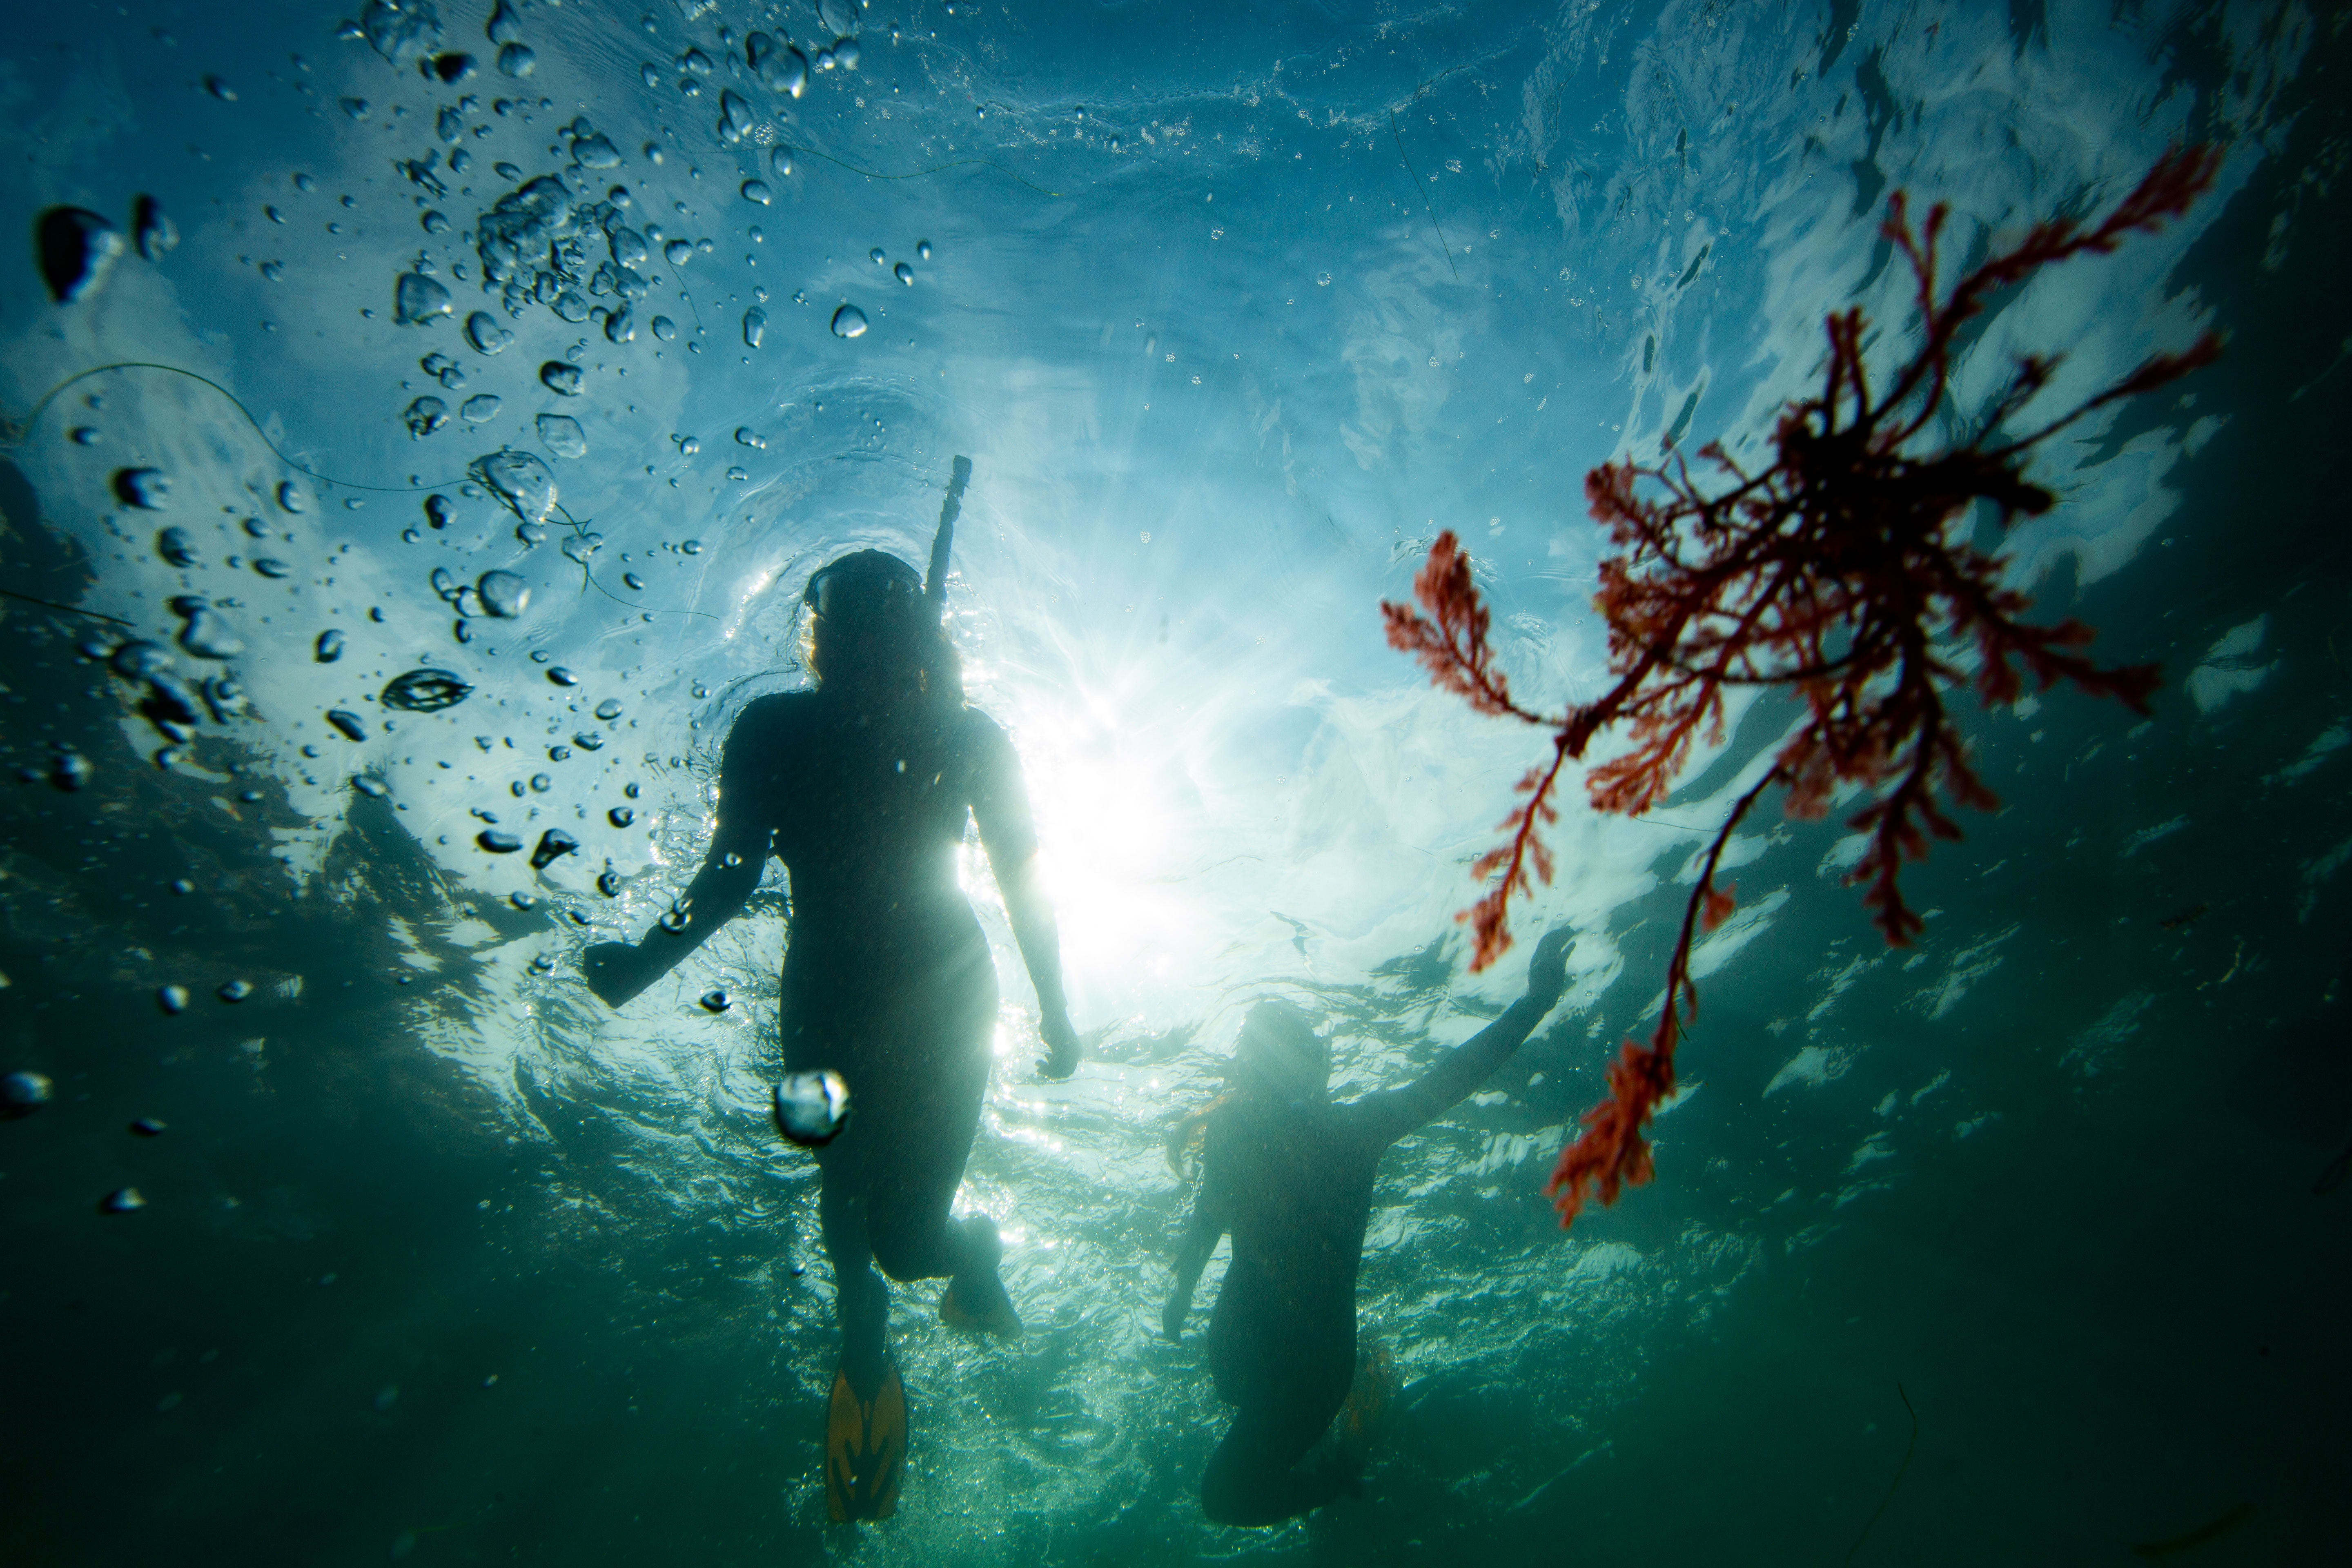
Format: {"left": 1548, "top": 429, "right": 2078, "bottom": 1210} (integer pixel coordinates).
{"left": 1200, "top": 1096, "right": 1394, "bottom": 1392}
{"left": 723, "top": 689, "right": 1036, "bottom": 1070}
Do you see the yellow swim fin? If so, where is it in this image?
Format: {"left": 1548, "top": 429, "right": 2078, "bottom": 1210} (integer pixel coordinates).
{"left": 825, "top": 1361, "right": 906, "bottom": 1522}
{"left": 938, "top": 1276, "right": 1023, "bottom": 1338}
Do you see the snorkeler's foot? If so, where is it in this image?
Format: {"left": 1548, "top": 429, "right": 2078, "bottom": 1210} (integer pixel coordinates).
{"left": 938, "top": 1215, "right": 1022, "bottom": 1338}
{"left": 825, "top": 1359, "right": 906, "bottom": 1523}
{"left": 1333, "top": 1342, "right": 1398, "bottom": 1474}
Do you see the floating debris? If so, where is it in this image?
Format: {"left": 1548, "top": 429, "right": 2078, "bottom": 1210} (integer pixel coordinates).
{"left": 476, "top": 570, "right": 529, "bottom": 618}
{"left": 325, "top": 709, "right": 369, "bottom": 742}
{"left": 746, "top": 31, "right": 808, "bottom": 97}
{"left": 129, "top": 1117, "right": 167, "bottom": 1137}
{"left": 155, "top": 529, "right": 198, "bottom": 569}
{"left": 466, "top": 311, "right": 514, "bottom": 354}
{"left": 718, "top": 89, "right": 758, "bottom": 144}
{"left": 158, "top": 984, "right": 191, "bottom": 1014}
{"left": 99, "top": 1187, "right": 148, "bottom": 1214}
{"left": 395, "top": 272, "right": 454, "bottom": 325}
{"left": 405, "top": 396, "right": 450, "bottom": 437}
{"left": 529, "top": 829, "right": 578, "bottom": 870}
{"left": 110, "top": 638, "right": 170, "bottom": 681}
{"left": 361, "top": 0, "right": 443, "bottom": 64}
{"left": 1, "top": 1070, "right": 54, "bottom": 1119}
{"left": 133, "top": 195, "right": 178, "bottom": 261}
{"left": 536, "top": 413, "right": 587, "bottom": 458}
{"left": 113, "top": 468, "right": 171, "bottom": 510}
{"left": 471, "top": 450, "right": 557, "bottom": 523}
{"left": 774, "top": 1070, "right": 851, "bottom": 1147}
{"left": 37, "top": 207, "right": 125, "bottom": 303}
{"left": 171, "top": 597, "right": 245, "bottom": 660}
{"left": 382, "top": 668, "right": 474, "bottom": 712}
{"left": 217, "top": 979, "right": 252, "bottom": 1002}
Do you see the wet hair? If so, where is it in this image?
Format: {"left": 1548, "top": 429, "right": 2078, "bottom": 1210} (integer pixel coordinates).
{"left": 1233, "top": 998, "right": 1329, "bottom": 1089}
{"left": 1164, "top": 998, "right": 1331, "bottom": 1174}
{"left": 799, "top": 549, "right": 962, "bottom": 710}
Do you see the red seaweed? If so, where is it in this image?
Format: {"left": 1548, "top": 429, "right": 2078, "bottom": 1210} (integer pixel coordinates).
{"left": 1383, "top": 149, "right": 2222, "bottom": 1227}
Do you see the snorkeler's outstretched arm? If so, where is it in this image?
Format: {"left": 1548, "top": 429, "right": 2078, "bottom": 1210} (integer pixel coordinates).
{"left": 1354, "top": 927, "right": 1573, "bottom": 1147}
{"left": 583, "top": 706, "right": 776, "bottom": 1009}
{"left": 1162, "top": 1150, "right": 1234, "bottom": 1341}
{"left": 969, "top": 713, "right": 1081, "bottom": 1079}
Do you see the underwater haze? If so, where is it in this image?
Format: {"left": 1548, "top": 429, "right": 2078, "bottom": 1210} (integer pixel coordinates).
{"left": 2, "top": 0, "right": 2348, "bottom": 1563}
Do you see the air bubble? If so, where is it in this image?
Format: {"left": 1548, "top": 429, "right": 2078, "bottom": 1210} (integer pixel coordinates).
{"left": 774, "top": 1070, "right": 851, "bottom": 1146}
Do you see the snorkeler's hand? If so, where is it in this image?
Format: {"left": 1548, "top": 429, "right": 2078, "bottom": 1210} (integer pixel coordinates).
{"left": 1526, "top": 926, "right": 1575, "bottom": 1008}
{"left": 1160, "top": 1293, "right": 1187, "bottom": 1342}
{"left": 583, "top": 942, "right": 653, "bottom": 1008}
{"left": 1038, "top": 1008, "right": 1081, "bottom": 1080}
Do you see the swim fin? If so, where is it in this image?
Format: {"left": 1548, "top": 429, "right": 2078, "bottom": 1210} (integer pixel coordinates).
{"left": 938, "top": 1216, "right": 1023, "bottom": 1337}
{"left": 938, "top": 1274, "right": 1023, "bottom": 1337}
{"left": 825, "top": 1360, "right": 906, "bottom": 1522}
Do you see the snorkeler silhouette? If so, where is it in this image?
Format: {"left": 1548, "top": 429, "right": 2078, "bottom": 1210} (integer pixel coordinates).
{"left": 1161, "top": 927, "right": 1572, "bottom": 1526}
{"left": 582, "top": 460, "right": 1080, "bottom": 1522}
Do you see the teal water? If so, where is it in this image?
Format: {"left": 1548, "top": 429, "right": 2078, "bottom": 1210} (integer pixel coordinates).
{"left": 2, "top": 1, "right": 2347, "bottom": 1563}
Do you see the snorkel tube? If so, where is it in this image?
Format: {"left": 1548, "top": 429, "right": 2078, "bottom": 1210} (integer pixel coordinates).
{"left": 927, "top": 455, "right": 972, "bottom": 615}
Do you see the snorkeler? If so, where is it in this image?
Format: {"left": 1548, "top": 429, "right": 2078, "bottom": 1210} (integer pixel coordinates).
{"left": 1161, "top": 927, "right": 1572, "bottom": 1526}
{"left": 582, "top": 464, "right": 1080, "bottom": 1522}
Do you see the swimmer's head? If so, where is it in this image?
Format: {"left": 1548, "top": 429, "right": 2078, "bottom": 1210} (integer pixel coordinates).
{"left": 1233, "top": 998, "right": 1328, "bottom": 1102}
{"left": 800, "top": 549, "right": 958, "bottom": 703}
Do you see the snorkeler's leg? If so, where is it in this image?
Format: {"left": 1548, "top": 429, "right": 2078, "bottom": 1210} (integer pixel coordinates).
{"left": 1199, "top": 1392, "right": 1354, "bottom": 1526}
{"left": 862, "top": 952, "right": 1020, "bottom": 1330}
{"left": 819, "top": 1168, "right": 907, "bottom": 1522}
{"left": 819, "top": 1171, "right": 890, "bottom": 1396}
{"left": 1200, "top": 1322, "right": 1356, "bottom": 1527}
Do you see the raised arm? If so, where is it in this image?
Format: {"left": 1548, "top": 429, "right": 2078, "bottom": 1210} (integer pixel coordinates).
{"left": 969, "top": 714, "right": 1080, "bottom": 1078}
{"left": 1162, "top": 1147, "right": 1233, "bottom": 1341}
{"left": 582, "top": 705, "right": 775, "bottom": 1009}
{"left": 1355, "top": 927, "right": 1573, "bottom": 1147}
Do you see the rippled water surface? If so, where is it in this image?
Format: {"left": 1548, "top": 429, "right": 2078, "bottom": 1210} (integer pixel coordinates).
{"left": 3, "top": 1, "right": 2348, "bottom": 1564}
